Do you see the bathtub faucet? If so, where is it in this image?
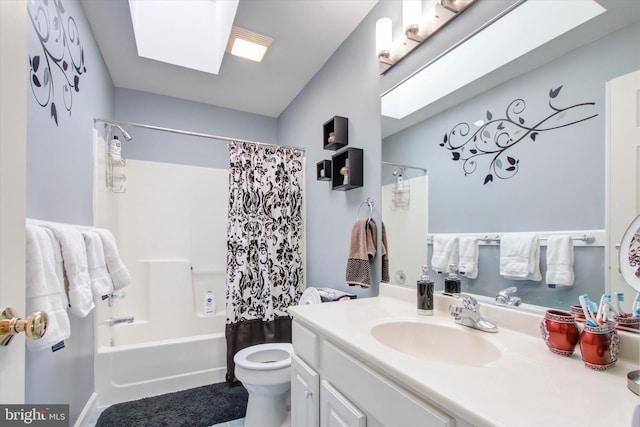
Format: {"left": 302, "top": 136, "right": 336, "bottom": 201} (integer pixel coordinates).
{"left": 106, "top": 291, "right": 126, "bottom": 307}
{"left": 101, "top": 316, "right": 134, "bottom": 326}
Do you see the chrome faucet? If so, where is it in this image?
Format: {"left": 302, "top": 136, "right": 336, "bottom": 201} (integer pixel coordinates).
{"left": 494, "top": 286, "right": 522, "bottom": 307}
{"left": 449, "top": 294, "right": 498, "bottom": 333}
{"left": 100, "top": 316, "right": 134, "bottom": 326}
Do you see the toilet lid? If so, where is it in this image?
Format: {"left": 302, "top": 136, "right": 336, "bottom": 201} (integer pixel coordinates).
{"left": 299, "top": 287, "right": 321, "bottom": 305}
{"left": 234, "top": 343, "right": 293, "bottom": 371}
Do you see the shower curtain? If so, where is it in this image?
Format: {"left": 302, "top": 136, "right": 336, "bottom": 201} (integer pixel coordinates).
{"left": 225, "top": 141, "right": 304, "bottom": 383}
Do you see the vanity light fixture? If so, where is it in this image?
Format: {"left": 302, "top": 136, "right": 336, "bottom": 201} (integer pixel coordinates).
{"left": 226, "top": 27, "right": 273, "bottom": 63}
{"left": 403, "top": 0, "right": 422, "bottom": 42}
{"left": 376, "top": 18, "right": 393, "bottom": 64}
{"left": 376, "top": 0, "right": 477, "bottom": 74}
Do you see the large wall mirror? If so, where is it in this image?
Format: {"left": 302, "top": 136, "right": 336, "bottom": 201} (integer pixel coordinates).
{"left": 380, "top": 0, "right": 640, "bottom": 316}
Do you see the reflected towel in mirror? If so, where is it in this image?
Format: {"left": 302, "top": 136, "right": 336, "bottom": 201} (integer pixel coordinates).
{"left": 546, "top": 235, "right": 574, "bottom": 287}
{"left": 500, "top": 233, "right": 541, "bottom": 281}
{"left": 458, "top": 237, "right": 479, "bottom": 279}
{"left": 431, "top": 235, "right": 458, "bottom": 274}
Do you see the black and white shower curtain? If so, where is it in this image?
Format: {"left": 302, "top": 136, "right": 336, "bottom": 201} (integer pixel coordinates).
{"left": 225, "top": 141, "right": 304, "bottom": 383}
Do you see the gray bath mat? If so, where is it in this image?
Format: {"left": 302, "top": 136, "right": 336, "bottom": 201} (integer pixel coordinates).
{"left": 95, "top": 382, "right": 247, "bottom": 427}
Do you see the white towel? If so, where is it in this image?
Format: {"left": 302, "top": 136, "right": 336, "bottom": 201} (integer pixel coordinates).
{"left": 43, "top": 228, "right": 66, "bottom": 297}
{"left": 41, "top": 223, "right": 95, "bottom": 317}
{"left": 500, "top": 233, "right": 541, "bottom": 281}
{"left": 25, "top": 225, "right": 71, "bottom": 350}
{"left": 82, "top": 230, "right": 115, "bottom": 298}
{"left": 93, "top": 228, "right": 132, "bottom": 290}
{"left": 458, "top": 237, "right": 479, "bottom": 279}
{"left": 431, "top": 235, "right": 458, "bottom": 274}
{"left": 545, "top": 235, "right": 574, "bottom": 287}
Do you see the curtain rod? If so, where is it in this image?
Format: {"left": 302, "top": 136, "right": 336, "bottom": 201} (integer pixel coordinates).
{"left": 382, "top": 161, "right": 427, "bottom": 172}
{"left": 94, "top": 118, "right": 306, "bottom": 152}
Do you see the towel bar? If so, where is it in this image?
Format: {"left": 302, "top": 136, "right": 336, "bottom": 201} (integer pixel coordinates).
{"left": 357, "top": 197, "right": 374, "bottom": 219}
{"left": 426, "top": 230, "right": 604, "bottom": 247}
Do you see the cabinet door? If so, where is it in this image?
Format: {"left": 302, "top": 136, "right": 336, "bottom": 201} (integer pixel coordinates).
{"left": 320, "top": 380, "right": 366, "bottom": 427}
{"left": 291, "top": 353, "right": 319, "bottom": 427}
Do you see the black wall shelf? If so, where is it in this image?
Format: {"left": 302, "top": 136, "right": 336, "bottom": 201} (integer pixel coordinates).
{"left": 331, "top": 147, "right": 363, "bottom": 191}
{"left": 323, "top": 116, "right": 348, "bottom": 151}
{"left": 316, "top": 160, "right": 332, "bottom": 181}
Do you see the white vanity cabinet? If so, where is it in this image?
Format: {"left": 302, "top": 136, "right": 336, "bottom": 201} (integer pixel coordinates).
{"left": 291, "top": 320, "right": 458, "bottom": 427}
{"left": 291, "top": 353, "right": 319, "bottom": 427}
{"left": 320, "top": 380, "right": 366, "bottom": 427}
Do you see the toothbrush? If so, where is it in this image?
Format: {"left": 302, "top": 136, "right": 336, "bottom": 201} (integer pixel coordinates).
{"left": 583, "top": 294, "right": 598, "bottom": 322}
{"left": 633, "top": 293, "right": 640, "bottom": 317}
{"left": 596, "top": 294, "right": 607, "bottom": 322}
{"left": 579, "top": 295, "right": 598, "bottom": 327}
{"left": 614, "top": 292, "right": 626, "bottom": 317}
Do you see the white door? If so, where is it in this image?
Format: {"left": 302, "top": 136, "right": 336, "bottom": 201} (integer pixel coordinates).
{"left": 291, "top": 354, "right": 320, "bottom": 427}
{"left": 320, "top": 381, "right": 366, "bottom": 427}
{"left": 0, "top": 0, "right": 27, "bottom": 404}
{"left": 607, "top": 69, "right": 640, "bottom": 298}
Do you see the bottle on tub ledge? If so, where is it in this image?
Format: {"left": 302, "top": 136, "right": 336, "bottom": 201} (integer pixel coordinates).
{"left": 204, "top": 290, "right": 216, "bottom": 316}
{"left": 417, "top": 265, "right": 434, "bottom": 316}
{"left": 444, "top": 264, "right": 461, "bottom": 296}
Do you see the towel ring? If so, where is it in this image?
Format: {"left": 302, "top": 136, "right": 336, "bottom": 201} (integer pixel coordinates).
{"left": 357, "top": 197, "right": 374, "bottom": 220}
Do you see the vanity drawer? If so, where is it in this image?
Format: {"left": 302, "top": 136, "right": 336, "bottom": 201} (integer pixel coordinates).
{"left": 293, "top": 320, "right": 320, "bottom": 370}
{"left": 323, "top": 341, "right": 454, "bottom": 427}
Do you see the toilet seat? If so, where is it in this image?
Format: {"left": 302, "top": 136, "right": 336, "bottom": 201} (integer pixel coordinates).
{"left": 234, "top": 343, "right": 293, "bottom": 371}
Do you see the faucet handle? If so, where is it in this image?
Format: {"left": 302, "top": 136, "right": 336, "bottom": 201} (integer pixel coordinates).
{"left": 460, "top": 294, "right": 478, "bottom": 311}
{"left": 449, "top": 304, "right": 463, "bottom": 317}
{"left": 495, "top": 287, "right": 522, "bottom": 306}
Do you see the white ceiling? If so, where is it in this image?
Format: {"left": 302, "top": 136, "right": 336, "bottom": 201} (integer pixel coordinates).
{"left": 81, "top": 0, "right": 378, "bottom": 118}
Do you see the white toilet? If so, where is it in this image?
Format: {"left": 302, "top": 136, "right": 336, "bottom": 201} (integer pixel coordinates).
{"left": 234, "top": 342, "right": 293, "bottom": 427}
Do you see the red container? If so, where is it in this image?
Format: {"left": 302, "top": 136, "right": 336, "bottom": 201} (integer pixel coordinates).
{"left": 539, "top": 309, "right": 580, "bottom": 356}
{"left": 570, "top": 305, "right": 586, "bottom": 322}
{"left": 614, "top": 314, "right": 640, "bottom": 331}
{"left": 579, "top": 322, "right": 620, "bottom": 370}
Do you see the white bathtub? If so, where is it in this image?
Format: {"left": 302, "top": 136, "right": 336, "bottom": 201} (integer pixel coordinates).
{"left": 95, "top": 313, "right": 227, "bottom": 407}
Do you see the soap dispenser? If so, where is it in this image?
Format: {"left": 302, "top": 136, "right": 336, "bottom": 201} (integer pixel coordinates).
{"left": 444, "top": 264, "right": 461, "bottom": 296}
{"left": 417, "top": 265, "right": 434, "bottom": 316}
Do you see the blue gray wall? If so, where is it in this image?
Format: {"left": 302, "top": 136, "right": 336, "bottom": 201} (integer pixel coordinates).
{"left": 278, "top": 1, "right": 383, "bottom": 299}
{"left": 277, "top": 0, "right": 519, "bottom": 298}
{"left": 25, "top": 0, "right": 113, "bottom": 423}
{"left": 382, "top": 23, "right": 640, "bottom": 308}
{"left": 113, "top": 88, "right": 277, "bottom": 169}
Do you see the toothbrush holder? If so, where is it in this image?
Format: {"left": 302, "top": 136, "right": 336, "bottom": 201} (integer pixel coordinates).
{"left": 579, "top": 321, "right": 620, "bottom": 370}
{"left": 570, "top": 305, "right": 586, "bottom": 322}
{"left": 539, "top": 309, "right": 580, "bottom": 357}
{"left": 614, "top": 314, "right": 640, "bottom": 331}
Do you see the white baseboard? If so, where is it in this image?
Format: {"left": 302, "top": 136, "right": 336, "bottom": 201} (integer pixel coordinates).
{"left": 74, "top": 392, "right": 98, "bottom": 427}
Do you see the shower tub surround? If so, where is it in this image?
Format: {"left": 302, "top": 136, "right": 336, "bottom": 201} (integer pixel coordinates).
{"left": 92, "top": 157, "right": 231, "bottom": 407}
{"left": 95, "top": 312, "right": 227, "bottom": 408}
{"left": 289, "top": 283, "right": 639, "bottom": 426}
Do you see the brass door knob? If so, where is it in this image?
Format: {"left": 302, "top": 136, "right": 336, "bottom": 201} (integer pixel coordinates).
{"left": 0, "top": 306, "right": 48, "bottom": 346}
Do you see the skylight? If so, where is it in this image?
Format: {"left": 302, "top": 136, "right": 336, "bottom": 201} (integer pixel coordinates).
{"left": 381, "top": 0, "right": 606, "bottom": 119}
{"left": 128, "top": 0, "right": 238, "bottom": 75}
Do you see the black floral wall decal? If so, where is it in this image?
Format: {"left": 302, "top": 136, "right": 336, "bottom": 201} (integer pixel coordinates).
{"left": 28, "top": 0, "right": 87, "bottom": 126}
{"left": 440, "top": 86, "right": 597, "bottom": 184}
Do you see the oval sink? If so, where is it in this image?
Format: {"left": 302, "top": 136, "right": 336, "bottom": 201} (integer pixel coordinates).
{"left": 371, "top": 321, "right": 501, "bottom": 366}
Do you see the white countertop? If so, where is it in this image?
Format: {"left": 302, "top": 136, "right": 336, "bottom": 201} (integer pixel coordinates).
{"left": 289, "top": 283, "right": 640, "bottom": 427}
